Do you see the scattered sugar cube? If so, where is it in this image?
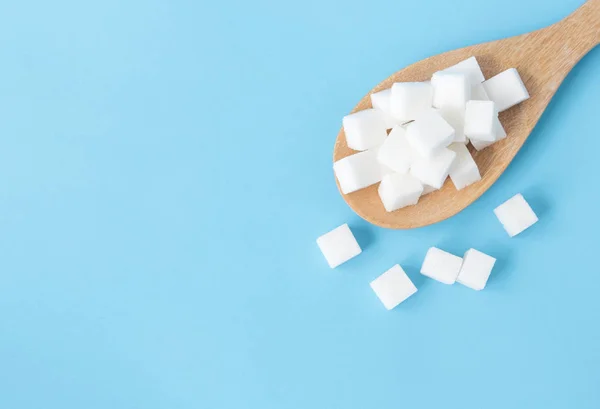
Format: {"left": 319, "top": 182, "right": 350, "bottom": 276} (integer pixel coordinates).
{"left": 410, "top": 148, "right": 456, "bottom": 189}
{"left": 370, "top": 89, "right": 397, "bottom": 129}
{"left": 370, "top": 265, "right": 418, "bottom": 310}
{"left": 494, "top": 193, "right": 538, "bottom": 237}
{"left": 471, "top": 83, "right": 490, "bottom": 101}
{"left": 317, "top": 224, "right": 362, "bottom": 268}
{"left": 377, "top": 126, "right": 413, "bottom": 174}
{"left": 390, "top": 82, "right": 433, "bottom": 123}
{"left": 470, "top": 117, "right": 507, "bottom": 151}
{"left": 420, "top": 247, "right": 463, "bottom": 284}
{"left": 405, "top": 109, "right": 455, "bottom": 157}
{"left": 457, "top": 249, "right": 496, "bottom": 291}
{"left": 464, "top": 100, "right": 497, "bottom": 142}
{"left": 432, "top": 72, "right": 471, "bottom": 110}
{"left": 378, "top": 173, "right": 423, "bottom": 212}
{"left": 334, "top": 149, "right": 384, "bottom": 194}
{"left": 483, "top": 68, "right": 530, "bottom": 112}
{"left": 343, "top": 109, "right": 388, "bottom": 151}
{"left": 440, "top": 56, "right": 485, "bottom": 84}
{"left": 448, "top": 143, "right": 481, "bottom": 190}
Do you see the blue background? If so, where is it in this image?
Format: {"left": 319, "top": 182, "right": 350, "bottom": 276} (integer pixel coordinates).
{"left": 0, "top": 0, "right": 598, "bottom": 408}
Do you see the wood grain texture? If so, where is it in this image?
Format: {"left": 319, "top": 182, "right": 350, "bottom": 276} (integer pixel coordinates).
{"left": 333, "top": 0, "right": 600, "bottom": 229}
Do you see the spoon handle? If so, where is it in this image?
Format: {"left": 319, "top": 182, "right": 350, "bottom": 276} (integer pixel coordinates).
{"left": 537, "top": 0, "right": 599, "bottom": 71}
{"left": 557, "top": 0, "right": 600, "bottom": 51}
{"left": 512, "top": 1, "right": 599, "bottom": 118}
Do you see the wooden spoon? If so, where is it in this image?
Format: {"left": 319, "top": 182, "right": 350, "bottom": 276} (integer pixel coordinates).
{"left": 333, "top": 0, "right": 600, "bottom": 229}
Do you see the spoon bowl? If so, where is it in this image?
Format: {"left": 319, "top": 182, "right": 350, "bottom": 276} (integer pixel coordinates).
{"left": 333, "top": 0, "right": 600, "bottom": 229}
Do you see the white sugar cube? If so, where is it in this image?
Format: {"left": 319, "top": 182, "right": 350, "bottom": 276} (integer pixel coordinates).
{"left": 471, "top": 83, "right": 490, "bottom": 101}
{"left": 334, "top": 149, "right": 384, "bottom": 194}
{"left": 457, "top": 249, "right": 496, "bottom": 291}
{"left": 483, "top": 68, "right": 529, "bottom": 112}
{"left": 432, "top": 72, "right": 471, "bottom": 110}
{"left": 343, "top": 109, "right": 388, "bottom": 151}
{"left": 464, "top": 100, "right": 496, "bottom": 142}
{"left": 494, "top": 193, "right": 538, "bottom": 237}
{"left": 378, "top": 173, "right": 423, "bottom": 212}
{"left": 377, "top": 126, "right": 413, "bottom": 174}
{"left": 370, "top": 89, "right": 397, "bottom": 129}
{"left": 448, "top": 143, "right": 481, "bottom": 190}
{"left": 410, "top": 148, "right": 456, "bottom": 189}
{"left": 390, "top": 82, "right": 433, "bottom": 123}
{"left": 370, "top": 265, "right": 417, "bottom": 310}
{"left": 405, "top": 109, "right": 455, "bottom": 157}
{"left": 317, "top": 224, "right": 362, "bottom": 268}
{"left": 431, "top": 71, "right": 470, "bottom": 145}
{"left": 420, "top": 247, "right": 463, "bottom": 285}
{"left": 440, "top": 56, "right": 485, "bottom": 84}
{"left": 470, "top": 117, "right": 506, "bottom": 150}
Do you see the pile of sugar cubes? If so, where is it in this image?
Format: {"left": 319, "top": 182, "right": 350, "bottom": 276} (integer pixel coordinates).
{"left": 317, "top": 193, "right": 538, "bottom": 310}
{"left": 335, "top": 57, "right": 530, "bottom": 213}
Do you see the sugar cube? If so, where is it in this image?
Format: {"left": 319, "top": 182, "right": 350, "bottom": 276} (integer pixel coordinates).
{"left": 439, "top": 56, "right": 485, "bottom": 84}
{"left": 431, "top": 71, "right": 470, "bottom": 144}
{"left": 420, "top": 247, "right": 463, "bottom": 284}
{"left": 405, "top": 109, "right": 455, "bottom": 157}
{"left": 448, "top": 143, "right": 481, "bottom": 190}
{"left": 390, "top": 82, "right": 433, "bottom": 123}
{"left": 470, "top": 117, "right": 507, "bottom": 151}
{"left": 410, "top": 148, "right": 456, "bottom": 189}
{"left": 432, "top": 72, "right": 471, "bottom": 110}
{"left": 464, "top": 100, "right": 497, "bottom": 142}
{"left": 483, "top": 68, "right": 530, "bottom": 112}
{"left": 370, "top": 265, "right": 418, "bottom": 310}
{"left": 370, "top": 89, "right": 397, "bottom": 129}
{"left": 317, "top": 224, "right": 362, "bottom": 268}
{"left": 457, "top": 249, "right": 496, "bottom": 290}
{"left": 378, "top": 173, "right": 423, "bottom": 212}
{"left": 334, "top": 149, "right": 384, "bottom": 194}
{"left": 343, "top": 109, "right": 388, "bottom": 151}
{"left": 377, "top": 126, "right": 413, "bottom": 174}
{"left": 494, "top": 193, "right": 538, "bottom": 237}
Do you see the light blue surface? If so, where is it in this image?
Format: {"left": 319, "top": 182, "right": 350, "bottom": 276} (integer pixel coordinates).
{"left": 0, "top": 0, "right": 599, "bottom": 408}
